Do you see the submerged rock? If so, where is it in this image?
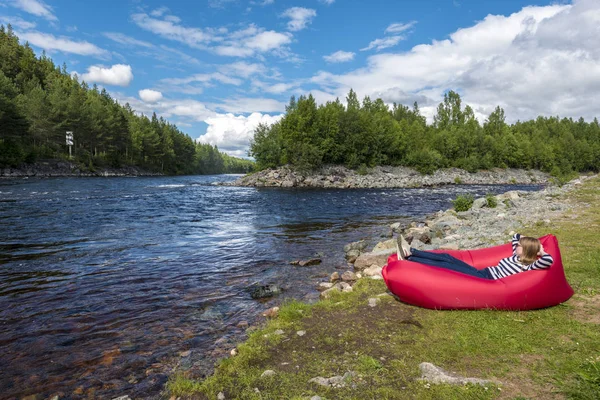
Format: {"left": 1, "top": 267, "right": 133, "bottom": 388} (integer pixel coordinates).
{"left": 249, "top": 284, "right": 282, "bottom": 299}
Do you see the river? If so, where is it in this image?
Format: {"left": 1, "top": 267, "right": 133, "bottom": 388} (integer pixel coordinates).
{"left": 0, "top": 175, "right": 542, "bottom": 399}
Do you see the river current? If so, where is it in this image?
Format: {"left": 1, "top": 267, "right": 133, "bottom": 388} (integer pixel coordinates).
{"left": 0, "top": 175, "right": 542, "bottom": 399}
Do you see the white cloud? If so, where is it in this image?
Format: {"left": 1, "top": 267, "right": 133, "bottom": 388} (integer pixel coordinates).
{"left": 218, "top": 61, "right": 267, "bottom": 78}
{"left": 164, "top": 99, "right": 216, "bottom": 121}
{"left": 251, "top": 79, "right": 298, "bottom": 94}
{"left": 208, "top": 0, "right": 236, "bottom": 8}
{"left": 361, "top": 35, "right": 405, "bottom": 51}
{"left": 11, "top": 0, "right": 56, "bottom": 21}
{"left": 139, "top": 89, "right": 163, "bottom": 103}
{"left": 17, "top": 31, "right": 109, "bottom": 57}
{"left": 211, "top": 97, "right": 286, "bottom": 113}
{"left": 281, "top": 7, "right": 317, "bottom": 31}
{"left": 159, "top": 45, "right": 202, "bottom": 65}
{"left": 131, "top": 12, "right": 214, "bottom": 49}
{"left": 113, "top": 93, "right": 216, "bottom": 122}
{"left": 323, "top": 50, "right": 355, "bottom": 63}
{"left": 319, "top": 0, "right": 335, "bottom": 5}
{"left": 200, "top": 112, "right": 284, "bottom": 157}
{"left": 245, "top": 30, "right": 293, "bottom": 51}
{"left": 150, "top": 7, "right": 170, "bottom": 17}
{"left": 0, "top": 15, "right": 36, "bottom": 29}
{"left": 311, "top": 1, "right": 600, "bottom": 123}
{"left": 131, "top": 13, "right": 292, "bottom": 58}
{"left": 161, "top": 72, "right": 243, "bottom": 89}
{"left": 81, "top": 64, "right": 133, "bottom": 87}
{"left": 385, "top": 21, "right": 417, "bottom": 34}
{"left": 104, "top": 32, "right": 153, "bottom": 48}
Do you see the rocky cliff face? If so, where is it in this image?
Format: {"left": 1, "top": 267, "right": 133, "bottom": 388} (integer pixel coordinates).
{"left": 229, "top": 165, "right": 549, "bottom": 189}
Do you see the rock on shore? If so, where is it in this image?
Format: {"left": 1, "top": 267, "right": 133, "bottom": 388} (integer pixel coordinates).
{"left": 0, "top": 160, "right": 162, "bottom": 178}
{"left": 229, "top": 165, "right": 549, "bottom": 189}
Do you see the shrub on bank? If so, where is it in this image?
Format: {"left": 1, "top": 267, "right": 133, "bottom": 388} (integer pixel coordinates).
{"left": 452, "top": 194, "right": 474, "bottom": 212}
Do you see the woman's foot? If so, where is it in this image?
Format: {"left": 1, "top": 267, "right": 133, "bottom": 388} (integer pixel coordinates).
{"left": 396, "top": 235, "right": 411, "bottom": 259}
{"left": 396, "top": 240, "right": 405, "bottom": 260}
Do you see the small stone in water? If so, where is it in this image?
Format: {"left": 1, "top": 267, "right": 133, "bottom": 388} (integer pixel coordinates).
{"left": 179, "top": 350, "right": 191, "bottom": 357}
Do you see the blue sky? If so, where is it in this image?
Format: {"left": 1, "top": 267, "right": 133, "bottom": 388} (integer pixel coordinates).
{"left": 1, "top": 0, "right": 599, "bottom": 157}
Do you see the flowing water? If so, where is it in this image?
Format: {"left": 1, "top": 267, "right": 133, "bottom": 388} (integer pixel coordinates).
{"left": 0, "top": 175, "right": 542, "bottom": 399}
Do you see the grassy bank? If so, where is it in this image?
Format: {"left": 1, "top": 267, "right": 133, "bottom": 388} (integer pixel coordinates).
{"left": 167, "top": 177, "right": 600, "bottom": 400}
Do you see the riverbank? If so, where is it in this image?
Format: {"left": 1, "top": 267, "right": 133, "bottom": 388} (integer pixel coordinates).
{"left": 0, "top": 160, "right": 162, "bottom": 177}
{"left": 167, "top": 174, "right": 600, "bottom": 399}
{"left": 229, "top": 165, "right": 550, "bottom": 188}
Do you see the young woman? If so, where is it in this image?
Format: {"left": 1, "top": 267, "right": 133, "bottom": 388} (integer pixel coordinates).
{"left": 396, "top": 233, "right": 553, "bottom": 280}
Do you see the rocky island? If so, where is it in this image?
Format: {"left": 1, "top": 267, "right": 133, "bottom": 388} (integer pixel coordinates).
{"left": 229, "top": 165, "right": 549, "bottom": 189}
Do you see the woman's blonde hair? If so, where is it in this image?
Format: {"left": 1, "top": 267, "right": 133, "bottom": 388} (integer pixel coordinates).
{"left": 519, "top": 236, "right": 541, "bottom": 265}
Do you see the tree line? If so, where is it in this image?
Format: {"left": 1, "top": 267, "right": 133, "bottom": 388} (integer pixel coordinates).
{"left": 0, "top": 25, "right": 253, "bottom": 174}
{"left": 250, "top": 89, "right": 600, "bottom": 178}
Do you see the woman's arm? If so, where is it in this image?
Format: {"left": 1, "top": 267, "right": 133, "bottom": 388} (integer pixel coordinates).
{"left": 528, "top": 253, "right": 554, "bottom": 270}
{"left": 511, "top": 233, "right": 521, "bottom": 255}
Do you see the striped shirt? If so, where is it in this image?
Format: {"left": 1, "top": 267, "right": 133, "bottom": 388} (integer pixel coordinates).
{"left": 486, "top": 233, "right": 554, "bottom": 280}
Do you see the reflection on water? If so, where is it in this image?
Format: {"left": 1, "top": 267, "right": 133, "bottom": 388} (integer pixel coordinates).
{"left": 0, "top": 175, "right": 542, "bottom": 398}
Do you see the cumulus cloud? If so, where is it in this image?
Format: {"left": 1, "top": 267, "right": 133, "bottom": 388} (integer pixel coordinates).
{"left": 245, "top": 30, "right": 292, "bottom": 51}
{"left": 323, "top": 50, "right": 355, "bottom": 63}
{"left": 385, "top": 21, "right": 417, "bottom": 34}
{"left": 281, "top": 7, "right": 317, "bottom": 31}
{"left": 17, "top": 31, "right": 109, "bottom": 57}
{"left": 361, "top": 35, "right": 405, "bottom": 51}
{"left": 312, "top": 0, "right": 600, "bottom": 123}
{"left": 200, "top": 112, "right": 284, "bottom": 157}
{"left": 81, "top": 64, "right": 133, "bottom": 87}
{"left": 139, "top": 89, "right": 163, "bottom": 103}
{"left": 11, "top": 0, "right": 56, "bottom": 21}
{"left": 165, "top": 99, "right": 215, "bottom": 121}
{"left": 114, "top": 93, "right": 217, "bottom": 122}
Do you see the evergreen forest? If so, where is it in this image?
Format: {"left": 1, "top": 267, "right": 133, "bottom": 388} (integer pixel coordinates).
{"left": 250, "top": 89, "right": 600, "bottom": 178}
{"left": 0, "top": 25, "right": 254, "bottom": 174}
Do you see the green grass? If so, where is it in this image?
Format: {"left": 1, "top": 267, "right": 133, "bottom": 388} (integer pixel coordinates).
{"left": 166, "top": 176, "right": 600, "bottom": 400}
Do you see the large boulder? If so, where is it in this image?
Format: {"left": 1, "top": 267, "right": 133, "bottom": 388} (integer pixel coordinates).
{"left": 372, "top": 238, "right": 396, "bottom": 252}
{"left": 344, "top": 240, "right": 368, "bottom": 253}
{"left": 404, "top": 226, "right": 432, "bottom": 244}
{"left": 471, "top": 197, "right": 487, "bottom": 209}
{"left": 345, "top": 249, "right": 360, "bottom": 263}
{"left": 429, "top": 215, "right": 462, "bottom": 237}
{"left": 362, "top": 264, "right": 383, "bottom": 278}
{"left": 353, "top": 248, "right": 395, "bottom": 270}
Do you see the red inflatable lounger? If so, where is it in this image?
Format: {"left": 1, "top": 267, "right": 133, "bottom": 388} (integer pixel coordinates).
{"left": 382, "top": 234, "right": 573, "bottom": 310}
